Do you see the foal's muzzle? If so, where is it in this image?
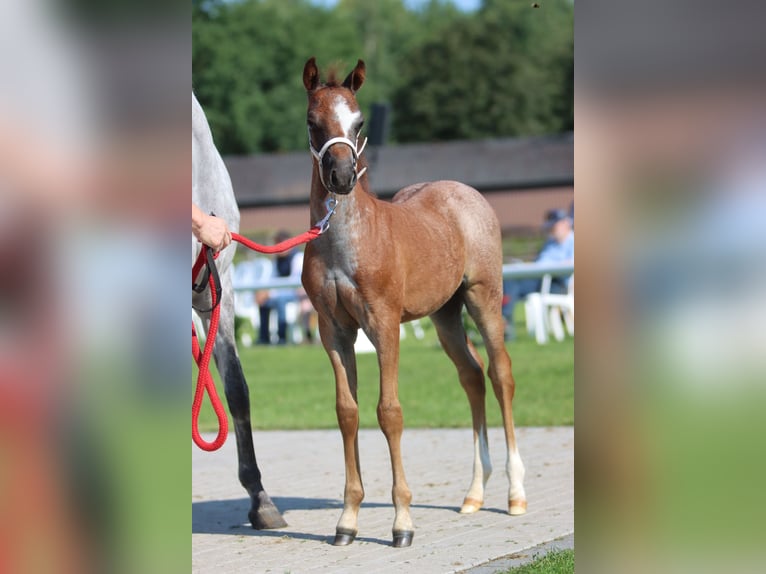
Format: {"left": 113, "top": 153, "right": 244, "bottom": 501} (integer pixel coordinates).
{"left": 323, "top": 154, "right": 357, "bottom": 195}
{"left": 309, "top": 133, "right": 367, "bottom": 195}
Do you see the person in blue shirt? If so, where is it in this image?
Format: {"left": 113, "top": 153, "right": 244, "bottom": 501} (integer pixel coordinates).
{"left": 502, "top": 208, "right": 574, "bottom": 339}
{"left": 257, "top": 230, "right": 307, "bottom": 345}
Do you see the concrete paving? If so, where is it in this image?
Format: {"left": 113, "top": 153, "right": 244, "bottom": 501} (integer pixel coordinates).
{"left": 192, "top": 426, "right": 573, "bottom": 573}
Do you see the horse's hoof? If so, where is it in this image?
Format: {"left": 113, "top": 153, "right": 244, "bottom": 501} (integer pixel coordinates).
{"left": 332, "top": 528, "right": 357, "bottom": 546}
{"left": 459, "top": 497, "right": 483, "bottom": 514}
{"left": 249, "top": 506, "right": 288, "bottom": 530}
{"left": 392, "top": 530, "right": 414, "bottom": 548}
{"left": 509, "top": 499, "right": 528, "bottom": 516}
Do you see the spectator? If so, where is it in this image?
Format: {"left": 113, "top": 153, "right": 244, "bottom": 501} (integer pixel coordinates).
{"left": 256, "top": 230, "right": 314, "bottom": 345}
{"left": 503, "top": 208, "right": 574, "bottom": 339}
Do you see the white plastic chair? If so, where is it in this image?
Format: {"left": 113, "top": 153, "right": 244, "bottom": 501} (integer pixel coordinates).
{"left": 357, "top": 319, "right": 426, "bottom": 354}
{"left": 399, "top": 319, "right": 426, "bottom": 340}
{"left": 525, "top": 274, "right": 574, "bottom": 344}
{"left": 283, "top": 300, "right": 303, "bottom": 344}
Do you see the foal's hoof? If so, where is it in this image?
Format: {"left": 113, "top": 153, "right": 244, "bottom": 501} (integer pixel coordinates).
{"left": 509, "top": 499, "right": 528, "bottom": 516}
{"left": 459, "top": 497, "right": 483, "bottom": 514}
{"left": 249, "top": 505, "right": 288, "bottom": 530}
{"left": 392, "top": 530, "right": 414, "bottom": 548}
{"left": 332, "top": 528, "right": 357, "bottom": 546}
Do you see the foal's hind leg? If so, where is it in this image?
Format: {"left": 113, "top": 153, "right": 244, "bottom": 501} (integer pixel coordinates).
{"left": 208, "top": 295, "right": 287, "bottom": 529}
{"left": 464, "top": 283, "right": 527, "bottom": 515}
{"left": 431, "top": 293, "right": 492, "bottom": 514}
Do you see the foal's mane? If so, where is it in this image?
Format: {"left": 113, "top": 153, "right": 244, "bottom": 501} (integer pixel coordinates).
{"left": 323, "top": 64, "right": 342, "bottom": 87}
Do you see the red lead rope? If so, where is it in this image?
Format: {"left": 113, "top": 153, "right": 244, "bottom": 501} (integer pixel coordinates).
{"left": 191, "top": 261, "right": 227, "bottom": 451}
{"left": 191, "top": 226, "right": 323, "bottom": 451}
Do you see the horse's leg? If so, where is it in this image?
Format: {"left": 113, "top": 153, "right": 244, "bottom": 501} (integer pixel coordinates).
{"left": 318, "top": 316, "right": 364, "bottom": 546}
{"left": 208, "top": 292, "right": 287, "bottom": 529}
{"left": 464, "top": 282, "right": 527, "bottom": 515}
{"left": 370, "top": 318, "right": 414, "bottom": 547}
{"left": 430, "top": 292, "right": 492, "bottom": 514}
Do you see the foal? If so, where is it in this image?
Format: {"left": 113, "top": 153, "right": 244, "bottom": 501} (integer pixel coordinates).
{"left": 300, "top": 59, "right": 527, "bottom": 548}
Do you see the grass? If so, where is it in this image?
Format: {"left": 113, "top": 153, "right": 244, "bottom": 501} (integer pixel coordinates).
{"left": 500, "top": 549, "right": 574, "bottom": 573}
{"left": 193, "top": 312, "right": 573, "bottom": 431}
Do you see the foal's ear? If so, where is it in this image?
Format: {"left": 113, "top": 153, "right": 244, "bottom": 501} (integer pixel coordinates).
{"left": 303, "top": 57, "right": 320, "bottom": 92}
{"left": 342, "top": 59, "right": 366, "bottom": 93}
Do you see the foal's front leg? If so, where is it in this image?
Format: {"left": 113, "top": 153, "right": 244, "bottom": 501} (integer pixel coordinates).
{"left": 373, "top": 323, "right": 414, "bottom": 548}
{"left": 319, "top": 319, "right": 364, "bottom": 546}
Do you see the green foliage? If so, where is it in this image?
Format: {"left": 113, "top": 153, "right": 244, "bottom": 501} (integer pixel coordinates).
{"left": 193, "top": 0, "right": 356, "bottom": 153}
{"left": 392, "top": 0, "right": 574, "bottom": 142}
{"left": 192, "top": 0, "right": 573, "bottom": 153}
{"left": 234, "top": 315, "right": 255, "bottom": 345}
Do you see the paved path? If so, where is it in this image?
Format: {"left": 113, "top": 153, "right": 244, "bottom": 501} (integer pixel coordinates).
{"left": 193, "top": 427, "right": 573, "bottom": 573}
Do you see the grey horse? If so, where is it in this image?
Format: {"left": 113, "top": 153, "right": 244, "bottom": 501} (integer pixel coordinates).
{"left": 192, "top": 93, "right": 286, "bottom": 529}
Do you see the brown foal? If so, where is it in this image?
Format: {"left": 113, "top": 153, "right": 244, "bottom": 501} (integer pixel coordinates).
{"left": 300, "top": 58, "right": 527, "bottom": 548}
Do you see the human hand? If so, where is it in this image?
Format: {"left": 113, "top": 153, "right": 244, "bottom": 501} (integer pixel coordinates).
{"left": 192, "top": 205, "right": 232, "bottom": 251}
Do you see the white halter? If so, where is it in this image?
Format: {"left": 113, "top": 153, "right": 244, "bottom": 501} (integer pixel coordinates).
{"left": 308, "top": 128, "right": 368, "bottom": 191}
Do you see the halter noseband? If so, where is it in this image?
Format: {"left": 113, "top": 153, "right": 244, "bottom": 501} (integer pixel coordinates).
{"left": 308, "top": 128, "right": 368, "bottom": 191}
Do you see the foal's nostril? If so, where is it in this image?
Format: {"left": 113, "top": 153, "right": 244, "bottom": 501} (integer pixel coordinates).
{"left": 331, "top": 170, "right": 339, "bottom": 187}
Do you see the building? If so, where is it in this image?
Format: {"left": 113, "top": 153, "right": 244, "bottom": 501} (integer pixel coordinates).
{"left": 224, "top": 132, "right": 573, "bottom": 234}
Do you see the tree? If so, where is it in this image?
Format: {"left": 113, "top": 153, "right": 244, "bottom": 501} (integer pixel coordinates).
{"left": 192, "top": 0, "right": 574, "bottom": 152}
{"left": 334, "top": 0, "right": 424, "bottom": 111}
{"left": 391, "top": 0, "right": 573, "bottom": 142}
{"left": 193, "top": 0, "right": 362, "bottom": 154}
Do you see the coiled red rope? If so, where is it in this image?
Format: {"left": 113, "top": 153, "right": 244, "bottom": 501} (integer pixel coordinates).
{"left": 191, "top": 227, "right": 323, "bottom": 451}
{"left": 191, "top": 258, "right": 227, "bottom": 451}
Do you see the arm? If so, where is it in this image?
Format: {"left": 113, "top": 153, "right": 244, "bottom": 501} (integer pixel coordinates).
{"left": 536, "top": 236, "right": 574, "bottom": 288}
{"left": 536, "top": 237, "right": 574, "bottom": 265}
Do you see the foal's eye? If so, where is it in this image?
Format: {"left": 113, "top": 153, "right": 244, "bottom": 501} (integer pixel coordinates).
{"left": 358, "top": 120, "right": 365, "bottom": 131}
{"left": 307, "top": 119, "right": 317, "bottom": 130}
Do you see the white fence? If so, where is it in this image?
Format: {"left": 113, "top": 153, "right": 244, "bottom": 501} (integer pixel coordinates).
{"left": 231, "top": 261, "right": 574, "bottom": 291}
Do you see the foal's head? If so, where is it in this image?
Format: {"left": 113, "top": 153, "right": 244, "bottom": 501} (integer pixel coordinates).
{"left": 303, "top": 57, "right": 366, "bottom": 195}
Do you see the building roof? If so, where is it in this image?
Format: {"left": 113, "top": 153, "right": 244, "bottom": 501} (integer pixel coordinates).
{"left": 224, "top": 132, "right": 573, "bottom": 207}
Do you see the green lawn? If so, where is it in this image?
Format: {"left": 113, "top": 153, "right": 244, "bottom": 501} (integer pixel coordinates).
{"left": 193, "top": 316, "right": 573, "bottom": 431}
{"left": 501, "top": 549, "right": 574, "bottom": 574}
